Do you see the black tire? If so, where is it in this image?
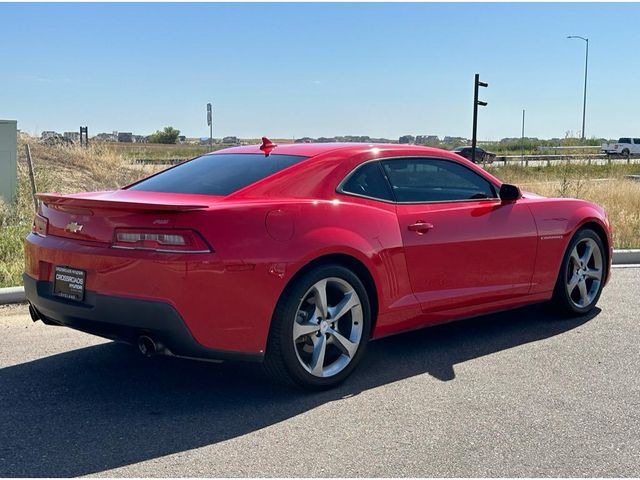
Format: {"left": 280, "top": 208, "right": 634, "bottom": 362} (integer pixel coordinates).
{"left": 622, "top": 148, "right": 630, "bottom": 158}
{"left": 551, "top": 228, "right": 606, "bottom": 316}
{"left": 264, "top": 264, "right": 372, "bottom": 389}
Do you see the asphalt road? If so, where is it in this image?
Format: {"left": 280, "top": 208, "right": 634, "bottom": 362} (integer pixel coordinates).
{"left": 1, "top": 267, "right": 638, "bottom": 477}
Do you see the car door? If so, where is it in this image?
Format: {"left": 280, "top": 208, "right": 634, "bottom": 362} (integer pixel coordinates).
{"left": 381, "top": 157, "right": 538, "bottom": 313}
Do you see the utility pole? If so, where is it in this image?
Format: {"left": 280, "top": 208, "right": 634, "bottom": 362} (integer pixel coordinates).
{"left": 471, "top": 74, "right": 488, "bottom": 164}
{"left": 567, "top": 36, "right": 589, "bottom": 139}
{"left": 207, "top": 103, "right": 213, "bottom": 147}
{"left": 521, "top": 109, "right": 525, "bottom": 163}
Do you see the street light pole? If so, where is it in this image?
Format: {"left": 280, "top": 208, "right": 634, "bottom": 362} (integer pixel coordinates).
{"left": 567, "top": 35, "right": 589, "bottom": 140}
{"left": 207, "top": 103, "right": 213, "bottom": 147}
{"left": 521, "top": 109, "right": 525, "bottom": 163}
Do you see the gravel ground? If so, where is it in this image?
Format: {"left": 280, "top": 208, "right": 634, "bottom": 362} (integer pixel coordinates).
{"left": 0, "top": 267, "right": 638, "bottom": 477}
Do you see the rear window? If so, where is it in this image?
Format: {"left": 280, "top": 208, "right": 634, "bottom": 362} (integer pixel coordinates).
{"left": 128, "top": 153, "right": 308, "bottom": 196}
{"left": 619, "top": 138, "right": 631, "bottom": 144}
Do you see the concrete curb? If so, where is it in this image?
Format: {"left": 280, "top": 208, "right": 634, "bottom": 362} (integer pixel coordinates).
{"left": 612, "top": 249, "right": 640, "bottom": 265}
{"left": 2, "top": 249, "right": 639, "bottom": 305}
{"left": 0, "top": 287, "right": 26, "bottom": 305}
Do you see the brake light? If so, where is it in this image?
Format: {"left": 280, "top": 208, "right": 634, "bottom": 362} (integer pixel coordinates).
{"left": 112, "top": 229, "right": 211, "bottom": 253}
{"left": 32, "top": 214, "right": 48, "bottom": 237}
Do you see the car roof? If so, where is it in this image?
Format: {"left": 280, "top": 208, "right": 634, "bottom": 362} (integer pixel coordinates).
{"left": 210, "top": 142, "right": 457, "bottom": 158}
{"left": 208, "top": 141, "right": 504, "bottom": 199}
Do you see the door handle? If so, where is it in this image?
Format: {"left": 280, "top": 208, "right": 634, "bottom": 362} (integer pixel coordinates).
{"left": 408, "top": 221, "right": 434, "bottom": 233}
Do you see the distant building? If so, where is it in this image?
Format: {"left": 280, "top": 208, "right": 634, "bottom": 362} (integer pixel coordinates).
{"left": 443, "top": 136, "right": 468, "bottom": 145}
{"left": 63, "top": 132, "right": 80, "bottom": 143}
{"left": 117, "top": 132, "right": 133, "bottom": 143}
{"left": 177, "top": 135, "right": 186, "bottom": 144}
{"left": 94, "top": 132, "right": 117, "bottom": 142}
{"left": 41, "top": 131, "right": 59, "bottom": 140}
{"left": 416, "top": 135, "right": 439, "bottom": 145}
{"left": 132, "top": 135, "right": 147, "bottom": 143}
{"left": 295, "top": 137, "right": 315, "bottom": 143}
{"left": 337, "top": 136, "right": 371, "bottom": 143}
{"left": 222, "top": 136, "right": 239, "bottom": 145}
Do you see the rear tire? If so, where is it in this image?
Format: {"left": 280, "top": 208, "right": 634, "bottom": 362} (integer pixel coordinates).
{"left": 551, "top": 228, "right": 606, "bottom": 316}
{"left": 264, "top": 264, "right": 371, "bottom": 389}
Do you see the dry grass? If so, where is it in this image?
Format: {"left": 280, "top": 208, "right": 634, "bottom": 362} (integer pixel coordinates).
{"left": 20, "top": 140, "right": 155, "bottom": 193}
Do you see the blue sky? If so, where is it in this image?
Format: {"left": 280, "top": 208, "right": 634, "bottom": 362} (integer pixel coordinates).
{"left": 1, "top": 2, "right": 638, "bottom": 140}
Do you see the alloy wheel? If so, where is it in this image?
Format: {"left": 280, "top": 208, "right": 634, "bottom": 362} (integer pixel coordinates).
{"left": 565, "top": 237, "right": 603, "bottom": 308}
{"left": 292, "top": 277, "right": 364, "bottom": 378}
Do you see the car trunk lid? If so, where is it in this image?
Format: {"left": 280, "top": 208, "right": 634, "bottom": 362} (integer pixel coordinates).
{"left": 37, "top": 190, "right": 219, "bottom": 243}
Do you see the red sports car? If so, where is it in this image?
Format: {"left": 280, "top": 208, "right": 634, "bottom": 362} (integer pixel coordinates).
{"left": 24, "top": 140, "right": 612, "bottom": 389}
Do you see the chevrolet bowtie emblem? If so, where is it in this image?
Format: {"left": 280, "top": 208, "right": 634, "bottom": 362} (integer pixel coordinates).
{"left": 65, "top": 222, "right": 83, "bottom": 233}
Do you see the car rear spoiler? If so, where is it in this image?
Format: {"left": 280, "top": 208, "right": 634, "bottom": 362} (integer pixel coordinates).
{"left": 36, "top": 193, "right": 211, "bottom": 212}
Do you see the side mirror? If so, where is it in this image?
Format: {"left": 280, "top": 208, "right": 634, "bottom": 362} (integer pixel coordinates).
{"left": 499, "top": 183, "right": 522, "bottom": 202}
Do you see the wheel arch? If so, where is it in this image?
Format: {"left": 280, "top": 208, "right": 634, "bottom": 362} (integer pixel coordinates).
{"left": 275, "top": 253, "right": 379, "bottom": 335}
{"left": 574, "top": 219, "right": 611, "bottom": 282}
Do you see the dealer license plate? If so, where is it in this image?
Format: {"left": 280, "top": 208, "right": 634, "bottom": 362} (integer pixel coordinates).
{"left": 53, "top": 266, "right": 86, "bottom": 301}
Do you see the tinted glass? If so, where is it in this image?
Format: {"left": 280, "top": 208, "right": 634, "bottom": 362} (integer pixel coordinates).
{"left": 633, "top": 139, "right": 640, "bottom": 144}
{"left": 619, "top": 138, "right": 631, "bottom": 144}
{"left": 381, "top": 158, "right": 497, "bottom": 203}
{"left": 128, "top": 153, "right": 308, "bottom": 196}
{"left": 341, "top": 162, "right": 394, "bottom": 201}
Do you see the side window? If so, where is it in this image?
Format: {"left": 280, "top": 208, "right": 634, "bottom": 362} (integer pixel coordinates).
{"left": 633, "top": 139, "right": 640, "bottom": 144}
{"left": 340, "top": 161, "right": 394, "bottom": 201}
{"left": 619, "top": 138, "right": 631, "bottom": 144}
{"left": 381, "top": 158, "right": 497, "bottom": 203}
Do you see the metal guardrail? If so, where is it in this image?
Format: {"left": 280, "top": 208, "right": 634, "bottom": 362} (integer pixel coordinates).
{"left": 492, "top": 154, "right": 640, "bottom": 167}
{"left": 133, "top": 159, "right": 185, "bottom": 165}
{"left": 537, "top": 145, "right": 602, "bottom": 151}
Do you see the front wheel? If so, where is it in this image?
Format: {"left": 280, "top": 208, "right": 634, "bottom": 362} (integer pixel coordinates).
{"left": 552, "top": 228, "right": 606, "bottom": 316}
{"left": 264, "top": 264, "right": 371, "bottom": 389}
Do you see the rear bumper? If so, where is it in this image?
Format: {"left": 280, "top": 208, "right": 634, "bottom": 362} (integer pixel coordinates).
{"left": 24, "top": 232, "right": 285, "bottom": 355}
{"left": 23, "top": 274, "right": 263, "bottom": 363}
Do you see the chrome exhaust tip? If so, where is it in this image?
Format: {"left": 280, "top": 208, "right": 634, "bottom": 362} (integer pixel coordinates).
{"left": 138, "top": 335, "right": 156, "bottom": 357}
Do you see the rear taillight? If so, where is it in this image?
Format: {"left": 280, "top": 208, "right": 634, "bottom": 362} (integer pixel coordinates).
{"left": 112, "top": 229, "right": 212, "bottom": 253}
{"left": 32, "top": 214, "right": 48, "bottom": 237}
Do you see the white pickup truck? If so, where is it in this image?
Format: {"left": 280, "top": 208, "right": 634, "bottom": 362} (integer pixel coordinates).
{"left": 601, "top": 137, "right": 640, "bottom": 156}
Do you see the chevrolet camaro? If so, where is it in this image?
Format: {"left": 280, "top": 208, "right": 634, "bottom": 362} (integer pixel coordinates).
{"left": 24, "top": 139, "right": 612, "bottom": 388}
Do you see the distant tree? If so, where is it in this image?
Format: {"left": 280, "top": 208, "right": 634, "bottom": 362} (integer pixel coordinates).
{"left": 399, "top": 135, "right": 415, "bottom": 144}
{"left": 149, "top": 126, "right": 180, "bottom": 144}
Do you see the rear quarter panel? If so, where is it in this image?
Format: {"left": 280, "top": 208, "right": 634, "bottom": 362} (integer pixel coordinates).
{"left": 173, "top": 196, "right": 415, "bottom": 352}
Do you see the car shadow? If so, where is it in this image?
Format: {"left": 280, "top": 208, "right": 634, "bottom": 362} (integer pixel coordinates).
{"left": 0, "top": 303, "right": 599, "bottom": 477}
